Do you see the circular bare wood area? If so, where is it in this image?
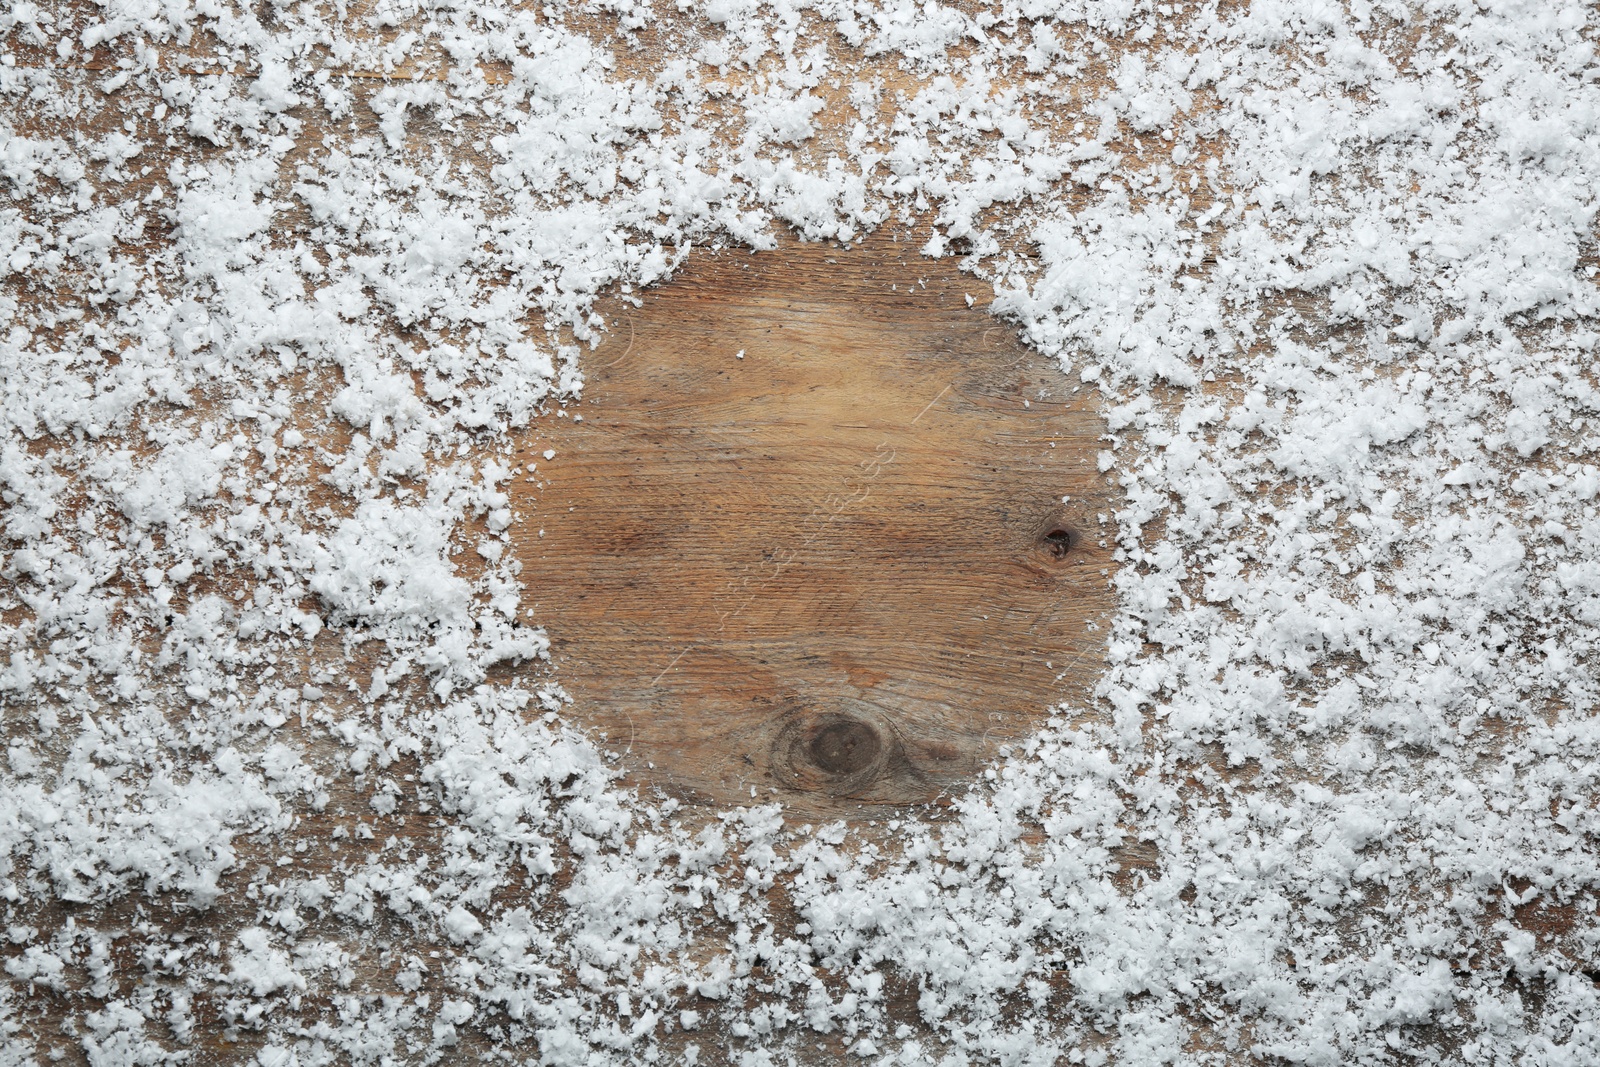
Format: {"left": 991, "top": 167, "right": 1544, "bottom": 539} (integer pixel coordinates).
{"left": 511, "top": 232, "right": 1117, "bottom": 820}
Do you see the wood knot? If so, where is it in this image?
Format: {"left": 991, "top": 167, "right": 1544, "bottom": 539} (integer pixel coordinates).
{"left": 1039, "top": 524, "right": 1079, "bottom": 560}
{"left": 771, "top": 707, "right": 905, "bottom": 798}
{"left": 808, "top": 719, "right": 882, "bottom": 774}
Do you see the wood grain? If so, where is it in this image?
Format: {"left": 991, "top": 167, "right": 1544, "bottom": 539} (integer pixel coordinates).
{"left": 510, "top": 230, "right": 1117, "bottom": 821}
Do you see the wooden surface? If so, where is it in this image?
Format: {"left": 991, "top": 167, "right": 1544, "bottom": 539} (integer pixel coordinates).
{"left": 512, "top": 231, "right": 1115, "bottom": 820}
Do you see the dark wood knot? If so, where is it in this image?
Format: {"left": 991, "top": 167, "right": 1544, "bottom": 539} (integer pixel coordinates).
{"left": 1040, "top": 525, "right": 1078, "bottom": 560}
{"left": 771, "top": 707, "right": 904, "bottom": 797}
{"left": 808, "top": 719, "right": 881, "bottom": 774}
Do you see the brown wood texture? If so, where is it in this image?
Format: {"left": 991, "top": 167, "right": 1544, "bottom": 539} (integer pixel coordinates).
{"left": 510, "top": 232, "right": 1116, "bottom": 821}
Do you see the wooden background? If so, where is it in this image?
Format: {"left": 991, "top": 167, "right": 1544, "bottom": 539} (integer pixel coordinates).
{"left": 517, "top": 231, "right": 1116, "bottom": 823}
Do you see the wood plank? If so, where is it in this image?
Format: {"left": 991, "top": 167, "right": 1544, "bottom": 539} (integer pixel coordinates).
{"left": 510, "top": 230, "right": 1117, "bottom": 822}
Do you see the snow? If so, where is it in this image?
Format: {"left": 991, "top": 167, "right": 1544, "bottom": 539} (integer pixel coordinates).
{"left": 3, "top": 0, "right": 1600, "bottom": 1062}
